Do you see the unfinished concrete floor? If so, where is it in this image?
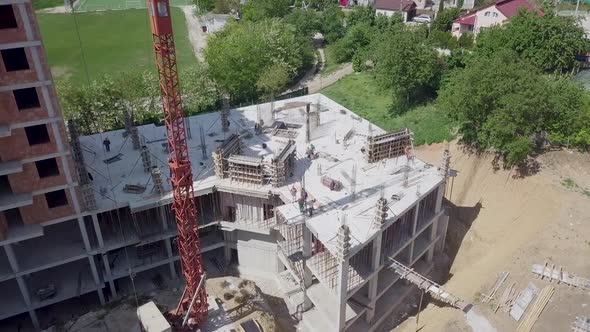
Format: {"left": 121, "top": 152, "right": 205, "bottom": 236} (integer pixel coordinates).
{"left": 391, "top": 142, "right": 590, "bottom": 332}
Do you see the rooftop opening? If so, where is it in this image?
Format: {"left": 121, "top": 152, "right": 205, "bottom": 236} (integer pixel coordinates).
{"left": 0, "top": 5, "right": 17, "bottom": 29}
{"left": 13, "top": 87, "right": 40, "bottom": 110}
{"left": 1, "top": 48, "right": 29, "bottom": 71}
{"left": 45, "top": 189, "right": 68, "bottom": 208}
{"left": 24, "top": 124, "right": 50, "bottom": 145}
{"left": 35, "top": 158, "right": 59, "bottom": 178}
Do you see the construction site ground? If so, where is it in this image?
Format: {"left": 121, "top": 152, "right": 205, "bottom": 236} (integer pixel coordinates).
{"left": 392, "top": 141, "right": 590, "bottom": 332}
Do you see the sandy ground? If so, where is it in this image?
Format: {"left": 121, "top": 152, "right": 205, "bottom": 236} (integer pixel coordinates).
{"left": 392, "top": 142, "right": 590, "bottom": 332}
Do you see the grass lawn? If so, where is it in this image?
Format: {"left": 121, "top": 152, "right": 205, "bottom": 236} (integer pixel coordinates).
{"left": 37, "top": 8, "right": 195, "bottom": 84}
{"left": 320, "top": 72, "right": 455, "bottom": 145}
{"left": 33, "top": 0, "right": 65, "bottom": 10}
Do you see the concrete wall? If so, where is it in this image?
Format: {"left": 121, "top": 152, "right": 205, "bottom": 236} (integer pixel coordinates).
{"left": 236, "top": 230, "right": 278, "bottom": 273}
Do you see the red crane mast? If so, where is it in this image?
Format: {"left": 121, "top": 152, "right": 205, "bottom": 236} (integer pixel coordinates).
{"left": 146, "top": 0, "right": 207, "bottom": 327}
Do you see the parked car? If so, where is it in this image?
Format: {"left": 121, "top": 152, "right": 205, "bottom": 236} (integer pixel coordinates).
{"left": 413, "top": 15, "right": 432, "bottom": 24}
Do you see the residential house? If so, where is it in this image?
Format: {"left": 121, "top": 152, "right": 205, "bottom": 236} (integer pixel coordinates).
{"left": 375, "top": 0, "right": 417, "bottom": 22}
{"left": 452, "top": 0, "right": 541, "bottom": 37}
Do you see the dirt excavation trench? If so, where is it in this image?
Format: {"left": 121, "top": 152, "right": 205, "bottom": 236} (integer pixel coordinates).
{"left": 392, "top": 141, "right": 590, "bottom": 332}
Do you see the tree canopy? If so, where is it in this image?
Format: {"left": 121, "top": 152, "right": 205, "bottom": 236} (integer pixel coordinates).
{"left": 241, "top": 0, "right": 291, "bottom": 22}
{"left": 438, "top": 50, "right": 590, "bottom": 166}
{"left": 58, "top": 67, "right": 219, "bottom": 135}
{"left": 474, "top": 11, "right": 588, "bottom": 73}
{"left": 205, "top": 19, "right": 313, "bottom": 101}
{"left": 372, "top": 26, "right": 441, "bottom": 111}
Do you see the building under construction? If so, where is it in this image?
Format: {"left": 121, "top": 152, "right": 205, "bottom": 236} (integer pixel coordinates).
{"left": 0, "top": 6, "right": 449, "bottom": 327}
{"left": 0, "top": 75, "right": 450, "bottom": 330}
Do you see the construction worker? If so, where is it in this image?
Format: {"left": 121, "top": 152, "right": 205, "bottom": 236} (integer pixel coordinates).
{"left": 103, "top": 137, "right": 111, "bottom": 152}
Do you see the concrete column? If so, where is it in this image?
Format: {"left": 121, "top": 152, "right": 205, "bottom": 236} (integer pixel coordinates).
{"left": 16, "top": 276, "right": 31, "bottom": 306}
{"left": 222, "top": 231, "right": 232, "bottom": 264}
{"left": 28, "top": 310, "right": 39, "bottom": 330}
{"left": 91, "top": 214, "right": 104, "bottom": 249}
{"left": 336, "top": 223, "right": 351, "bottom": 331}
{"left": 87, "top": 256, "right": 105, "bottom": 304}
{"left": 4, "top": 243, "right": 20, "bottom": 272}
{"left": 435, "top": 185, "right": 444, "bottom": 213}
{"left": 164, "top": 238, "right": 177, "bottom": 279}
{"left": 102, "top": 253, "right": 117, "bottom": 298}
{"left": 336, "top": 258, "right": 350, "bottom": 331}
{"left": 409, "top": 203, "right": 420, "bottom": 264}
{"left": 77, "top": 217, "right": 91, "bottom": 252}
{"left": 302, "top": 226, "right": 313, "bottom": 310}
{"left": 365, "top": 232, "right": 382, "bottom": 324}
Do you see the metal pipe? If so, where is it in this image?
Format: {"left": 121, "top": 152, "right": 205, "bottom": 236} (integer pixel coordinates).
{"left": 182, "top": 273, "right": 206, "bottom": 327}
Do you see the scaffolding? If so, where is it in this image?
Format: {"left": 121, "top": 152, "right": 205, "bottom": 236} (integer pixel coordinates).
{"left": 212, "top": 134, "right": 241, "bottom": 179}
{"left": 364, "top": 128, "right": 412, "bottom": 163}
{"left": 277, "top": 221, "right": 305, "bottom": 284}
{"left": 228, "top": 155, "right": 265, "bottom": 185}
{"left": 348, "top": 241, "right": 373, "bottom": 291}
{"left": 269, "top": 140, "right": 296, "bottom": 187}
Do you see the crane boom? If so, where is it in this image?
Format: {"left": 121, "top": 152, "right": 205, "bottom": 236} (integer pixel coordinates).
{"left": 146, "top": 0, "right": 207, "bottom": 327}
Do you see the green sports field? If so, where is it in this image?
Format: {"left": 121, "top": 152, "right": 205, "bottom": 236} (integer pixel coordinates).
{"left": 37, "top": 7, "right": 196, "bottom": 83}
{"left": 73, "top": 0, "right": 191, "bottom": 12}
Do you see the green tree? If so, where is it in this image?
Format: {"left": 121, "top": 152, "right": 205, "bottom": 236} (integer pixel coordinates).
{"left": 284, "top": 8, "right": 320, "bottom": 39}
{"left": 181, "top": 65, "right": 220, "bottom": 115}
{"left": 438, "top": 50, "right": 589, "bottom": 166}
{"left": 438, "top": 0, "right": 444, "bottom": 14}
{"left": 457, "top": 33, "right": 473, "bottom": 48}
{"left": 332, "top": 23, "right": 375, "bottom": 63}
{"left": 194, "top": 0, "right": 215, "bottom": 14}
{"left": 431, "top": 8, "right": 460, "bottom": 32}
{"left": 373, "top": 27, "right": 440, "bottom": 111}
{"left": 474, "top": 11, "right": 588, "bottom": 73}
{"left": 256, "top": 63, "right": 290, "bottom": 99}
{"left": 241, "top": 0, "right": 291, "bottom": 22}
{"left": 205, "top": 19, "right": 313, "bottom": 101}
{"left": 320, "top": 5, "right": 345, "bottom": 43}
{"left": 213, "top": 0, "right": 240, "bottom": 14}
{"left": 346, "top": 5, "right": 375, "bottom": 27}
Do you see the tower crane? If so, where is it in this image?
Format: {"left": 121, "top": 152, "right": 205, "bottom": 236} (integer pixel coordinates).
{"left": 146, "top": 0, "right": 207, "bottom": 328}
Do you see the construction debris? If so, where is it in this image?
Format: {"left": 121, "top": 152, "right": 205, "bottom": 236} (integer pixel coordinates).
{"left": 103, "top": 153, "right": 124, "bottom": 164}
{"left": 321, "top": 175, "right": 342, "bottom": 191}
{"left": 482, "top": 271, "right": 509, "bottom": 303}
{"left": 510, "top": 282, "right": 539, "bottom": 321}
{"left": 532, "top": 263, "right": 590, "bottom": 290}
{"left": 572, "top": 317, "right": 590, "bottom": 332}
{"left": 123, "top": 184, "right": 147, "bottom": 194}
{"left": 516, "top": 285, "right": 554, "bottom": 332}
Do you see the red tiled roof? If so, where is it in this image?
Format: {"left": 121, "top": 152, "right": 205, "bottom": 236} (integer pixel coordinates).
{"left": 453, "top": 0, "right": 542, "bottom": 23}
{"left": 455, "top": 14, "right": 475, "bottom": 25}
{"left": 376, "top": 0, "right": 417, "bottom": 12}
{"left": 495, "top": 0, "right": 542, "bottom": 18}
